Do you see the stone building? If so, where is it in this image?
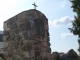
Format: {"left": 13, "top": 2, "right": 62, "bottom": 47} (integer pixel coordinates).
{"left": 3, "top": 9, "right": 51, "bottom": 60}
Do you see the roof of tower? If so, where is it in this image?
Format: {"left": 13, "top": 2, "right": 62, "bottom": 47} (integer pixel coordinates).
{"left": 4, "top": 9, "right": 48, "bottom": 23}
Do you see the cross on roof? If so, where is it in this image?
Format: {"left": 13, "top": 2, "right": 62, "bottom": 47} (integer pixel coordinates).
{"left": 32, "top": 2, "right": 38, "bottom": 9}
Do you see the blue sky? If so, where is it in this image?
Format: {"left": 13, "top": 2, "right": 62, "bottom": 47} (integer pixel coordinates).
{"left": 0, "top": 0, "right": 79, "bottom": 53}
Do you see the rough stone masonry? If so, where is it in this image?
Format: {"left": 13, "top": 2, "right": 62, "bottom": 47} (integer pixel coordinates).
{"left": 3, "top": 9, "right": 51, "bottom": 60}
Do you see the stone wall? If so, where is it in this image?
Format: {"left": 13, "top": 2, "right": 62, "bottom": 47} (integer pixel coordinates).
{"left": 3, "top": 9, "right": 51, "bottom": 60}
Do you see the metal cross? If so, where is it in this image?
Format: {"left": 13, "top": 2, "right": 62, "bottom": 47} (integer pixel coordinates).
{"left": 32, "top": 2, "right": 38, "bottom": 9}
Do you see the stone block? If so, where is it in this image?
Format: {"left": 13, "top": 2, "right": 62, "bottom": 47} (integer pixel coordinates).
{"left": 42, "top": 52, "right": 47, "bottom": 58}
{"left": 18, "top": 11, "right": 27, "bottom": 20}
{"left": 4, "top": 51, "right": 8, "bottom": 57}
{"left": 13, "top": 49, "right": 17, "bottom": 55}
{"left": 26, "top": 21, "right": 32, "bottom": 30}
{"left": 47, "top": 47, "right": 51, "bottom": 53}
{"left": 8, "top": 17, "right": 16, "bottom": 25}
{"left": 5, "top": 28, "right": 10, "bottom": 31}
{"left": 44, "top": 37, "right": 47, "bottom": 41}
{"left": 10, "top": 23, "right": 17, "bottom": 30}
{"left": 35, "top": 56, "right": 42, "bottom": 60}
{"left": 3, "top": 42, "right": 8, "bottom": 47}
{"left": 20, "top": 22, "right": 27, "bottom": 31}
{"left": 8, "top": 45, "right": 14, "bottom": 51}
{"left": 3, "top": 46, "right": 8, "bottom": 51}
{"left": 30, "top": 58, "right": 34, "bottom": 60}
{"left": 16, "top": 35, "right": 21, "bottom": 41}
{"left": 22, "top": 43, "right": 32, "bottom": 51}
{"left": 34, "top": 40, "right": 41, "bottom": 45}
{"left": 35, "top": 46, "right": 41, "bottom": 51}
{"left": 23, "top": 31, "right": 29, "bottom": 39}
{"left": 22, "top": 57, "right": 29, "bottom": 60}
{"left": 8, "top": 41, "right": 13, "bottom": 46}
{"left": 30, "top": 50, "right": 35, "bottom": 57}
{"left": 43, "top": 41, "right": 47, "bottom": 46}
{"left": 23, "top": 40, "right": 29, "bottom": 44}
{"left": 14, "top": 41, "right": 19, "bottom": 49}
{"left": 3, "top": 22, "right": 7, "bottom": 30}
{"left": 3, "top": 36, "right": 6, "bottom": 41}
{"left": 29, "top": 30, "right": 34, "bottom": 40}
{"left": 20, "top": 20, "right": 33, "bottom": 31}
{"left": 24, "top": 51, "right": 30, "bottom": 58}
{"left": 8, "top": 51, "right": 12, "bottom": 57}
{"left": 41, "top": 47, "right": 46, "bottom": 52}
{"left": 43, "top": 57, "right": 48, "bottom": 60}
{"left": 22, "top": 30, "right": 34, "bottom": 40}
{"left": 19, "top": 32, "right": 24, "bottom": 38}
{"left": 47, "top": 53, "right": 51, "bottom": 58}
{"left": 15, "top": 55, "right": 21, "bottom": 60}
{"left": 14, "top": 29, "right": 19, "bottom": 35}
{"left": 4, "top": 31, "right": 9, "bottom": 36}
{"left": 10, "top": 30, "right": 14, "bottom": 36}
{"left": 48, "top": 58, "right": 52, "bottom": 60}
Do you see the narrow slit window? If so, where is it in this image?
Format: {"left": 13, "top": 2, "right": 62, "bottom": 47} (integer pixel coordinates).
{"left": 34, "top": 19, "right": 45, "bottom": 36}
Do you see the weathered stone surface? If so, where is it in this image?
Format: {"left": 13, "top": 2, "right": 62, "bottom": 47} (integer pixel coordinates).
{"left": 47, "top": 53, "right": 51, "bottom": 58}
{"left": 22, "top": 43, "right": 32, "bottom": 51}
{"left": 15, "top": 55, "right": 21, "bottom": 60}
{"left": 44, "top": 57, "right": 48, "bottom": 60}
{"left": 3, "top": 22, "right": 7, "bottom": 30}
{"left": 14, "top": 41, "right": 19, "bottom": 49}
{"left": 30, "top": 50, "right": 35, "bottom": 57}
{"left": 44, "top": 37, "right": 47, "bottom": 41}
{"left": 43, "top": 41, "right": 47, "bottom": 46}
{"left": 10, "top": 23, "right": 17, "bottom": 30}
{"left": 13, "top": 49, "right": 17, "bottom": 55}
{"left": 7, "top": 50, "right": 13, "bottom": 57}
{"left": 46, "top": 30, "right": 49, "bottom": 36}
{"left": 42, "top": 52, "right": 47, "bottom": 57}
{"left": 4, "top": 31, "right": 9, "bottom": 36}
{"left": 47, "top": 47, "right": 51, "bottom": 53}
{"left": 47, "top": 41, "right": 51, "bottom": 46}
{"left": 42, "top": 47, "right": 46, "bottom": 52}
{"left": 24, "top": 51, "right": 30, "bottom": 58}
{"left": 47, "top": 37, "right": 50, "bottom": 41}
{"left": 35, "top": 56, "right": 42, "bottom": 60}
{"left": 3, "top": 9, "right": 51, "bottom": 60}
{"left": 35, "top": 46, "right": 40, "bottom": 50}
{"left": 3, "top": 42, "right": 8, "bottom": 48}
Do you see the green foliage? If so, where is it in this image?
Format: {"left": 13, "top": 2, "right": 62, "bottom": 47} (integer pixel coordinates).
{"left": 0, "top": 57, "right": 3, "bottom": 60}
{"left": 69, "top": 0, "right": 80, "bottom": 53}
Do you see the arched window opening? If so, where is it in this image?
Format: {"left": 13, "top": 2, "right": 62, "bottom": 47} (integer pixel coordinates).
{"left": 34, "top": 19, "right": 45, "bottom": 36}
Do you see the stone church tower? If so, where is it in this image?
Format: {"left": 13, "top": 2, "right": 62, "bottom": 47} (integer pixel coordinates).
{"left": 3, "top": 9, "right": 51, "bottom": 60}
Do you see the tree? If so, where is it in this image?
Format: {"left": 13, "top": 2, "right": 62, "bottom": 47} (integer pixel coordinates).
{"left": 68, "top": 0, "right": 80, "bottom": 54}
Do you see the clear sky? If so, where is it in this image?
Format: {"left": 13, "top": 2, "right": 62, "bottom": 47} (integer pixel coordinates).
{"left": 0, "top": 0, "right": 79, "bottom": 53}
